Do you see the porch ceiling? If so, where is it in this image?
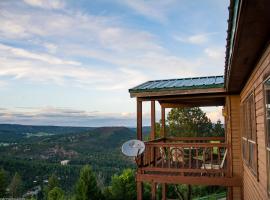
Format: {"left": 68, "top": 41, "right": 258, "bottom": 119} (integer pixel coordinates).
{"left": 138, "top": 93, "right": 226, "bottom": 107}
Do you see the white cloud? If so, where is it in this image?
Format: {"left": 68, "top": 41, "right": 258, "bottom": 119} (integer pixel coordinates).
{"left": 0, "top": 107, "right": 138, "bottom": 126}
{"left": 0, "top": 44, "right": 80, "bottom": 66}
{"left": 0, "top": 1, "right": 225, "bottom": 92}
{"left": 0, "top": 44, "right": 149, "bottom": 90}
{"left": 204, "top": 47, "right": 224, "bottom": 60}
{"left": 23, "top": 0, "right": 65, "bottom": 9}
{"left": 202, "top": 107, "right": 224, "bottom": 123}
{"left": 174, "top": 33, "right": 217, "bottom": 45}
{"left": 120, "top": 0, "right": 176, "bottom": 23}
{"left": 0, "top": 80, "right": 8, "bottom": 89}
{"left": 43, "top": 42, "right": 58, "bottom": 53}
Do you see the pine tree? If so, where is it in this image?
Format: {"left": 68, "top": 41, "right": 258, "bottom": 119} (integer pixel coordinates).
{"left": 0, "top": 168, "right": 7, "bottom": 197}
{"left": 48, "top": 187, "right": 65, "bottom": 200}
{"left": 109, "top": 169, "right": 136, "bottom": 200}
{"left": 47, "top": 174, "right": 59, "bottom": 192}
{"left": 212, "top": 119, "right": 224, "bottom": 137}
{"left": 75, "top": 165, "right": 103, "bottom": 200}
{"left": 8, "top": 172, "right": 23, "bottom": 197}
{"left": 44, "top": 174, "right": 59, "bottom": 199}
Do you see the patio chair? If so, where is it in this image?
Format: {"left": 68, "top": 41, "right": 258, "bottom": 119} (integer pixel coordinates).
{"left": 157, "top": 147, "right": 169, "bottom": 167}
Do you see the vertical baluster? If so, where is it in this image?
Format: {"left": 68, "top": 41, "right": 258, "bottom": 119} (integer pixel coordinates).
{"left": 168, "top": 147, "right": 171, "bottom": 168}
{"left": 149, "top": 146, "right": 151, "bottom": 166}
{"left": 203, "top": 147, "right": 206, "bottom": 165}
{"left": 161, "top": 147, "right": 164, "bottom": 168}
{"left": 145, "top": 146, "right": 147, "bottom": 167}
{"left": 218, "top": 147, "right": 221, "bottom": 166}
{"left": 196, "top": 148, "right": 198, "bottom": 169}
{"left": 148, "top": 147, "right": 151, "bottom": 167}
{"left": 189, "top": 147, "right": 191, "bottom": 168}
{"left": 155, "top": 146, "right": 157, "bottom": 167}
{"left": 210, "top": 147, "right": 213, "bottom": 167}
{"left": 149, "top": 147, "right": 154, "bottom": 167}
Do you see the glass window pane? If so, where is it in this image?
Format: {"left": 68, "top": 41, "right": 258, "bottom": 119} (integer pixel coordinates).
{"left": 266, "top": 89, "right": 270, "bottom": 148}
{"left": 268, "top": 150, "right": 270, "bottom": 195}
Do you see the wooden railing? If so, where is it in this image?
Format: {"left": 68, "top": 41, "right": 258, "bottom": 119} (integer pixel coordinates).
{"left": 138, "top": 137, "right": 229, "bottom": 177}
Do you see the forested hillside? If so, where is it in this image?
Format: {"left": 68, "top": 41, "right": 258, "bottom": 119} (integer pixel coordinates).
{"left": 0, "top": 125, "right": 142, "bottom": 193}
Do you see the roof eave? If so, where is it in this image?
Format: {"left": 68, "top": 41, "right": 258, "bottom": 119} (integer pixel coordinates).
{"left": 130, "top": 87, "right": 226, "bottom": 98}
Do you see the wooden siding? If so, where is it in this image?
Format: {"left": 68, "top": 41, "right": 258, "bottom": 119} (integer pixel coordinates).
{"left": 225, "top": 95, "right": 243, "bottom": 199}
{"left": 239, "top": 43, "right": 270, "bottom": 199}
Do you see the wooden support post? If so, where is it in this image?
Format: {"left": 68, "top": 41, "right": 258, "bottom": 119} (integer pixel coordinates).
{"left": 151, "top": 182, "right": 156, "bottom": 200}
{"left": 161, "top": 106, "right": 165, "bottom": 138}
{"left": 137, "top": 181, "right": 143, "bottom": 200}
{"left": 137, "top": 99, "right": 142, "bottom": 140}
{"left": 151, "top": 101, "right": 156, "bottom": 166}
{"left": 150, "top": 100, "right": 156, "bottom": 140}
{"left": 228, "top": 187, "right": 233, "bottom": 200}
{"left": 162, "top": 183, "right": 166, "bottom": 200}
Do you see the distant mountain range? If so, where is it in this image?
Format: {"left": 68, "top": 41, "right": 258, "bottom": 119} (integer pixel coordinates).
{"left": 0, "top": 124, "right": 150, "bottom": 190}
{"left": 0, "top": 123, "right": 150, "bottom": 142}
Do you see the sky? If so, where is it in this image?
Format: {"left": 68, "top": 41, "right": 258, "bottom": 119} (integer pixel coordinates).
{"left": 0, "top": 0, "right": 229, "bottom": 127}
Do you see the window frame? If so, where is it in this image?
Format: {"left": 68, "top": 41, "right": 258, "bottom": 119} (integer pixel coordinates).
{"left": 263, "top": 76, "right": 270, "bottom": 196}
{"left": 241, "top": 91, "right": 258, "bottom": 177}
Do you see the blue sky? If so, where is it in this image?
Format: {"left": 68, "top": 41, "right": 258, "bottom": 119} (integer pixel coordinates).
{"left": 0, "top": 0, "right": 228, "bottom": 126}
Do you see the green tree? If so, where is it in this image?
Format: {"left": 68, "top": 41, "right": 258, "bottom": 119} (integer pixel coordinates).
{"left": 212, "top": 119, "right": 224, "bottom": 137}
{"left": 48, "top": 187, "right": 65, "bottom": 200}
{"left": 166, "top": 107, "right": 212, "bottom": 137}
{"left": 47, "top": 174, "right": 59, "bottom": 191}
{"left": 106, "top": 169, "right": 136, "bottom": 200}
{"left": 75, "top": 165, "right": 103, "bottom": 200}
{"left": 105, "top": 169, "right": 151, "bottom": 200}
{"left": 8, "top": 172, "right": 23, "bottom": 197}
{"left": 44, "top": 174, "right": 59, "bottom": 199}
{"left": 0, "top": 168, "right": 7, "bottom": 197}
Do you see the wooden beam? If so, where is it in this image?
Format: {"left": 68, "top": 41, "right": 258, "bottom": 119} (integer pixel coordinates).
{"left": 136, "top": 174, "right": 242, "bottom": 187}
{"left": 137, "top": 99, "right": 142, "bottom": 140}
{"left": 161, "top": 103, "right": 193, "bottom": 108}
{"left": 162, "top": 183, "right": 166, "bottom": 200}
{"left": 160, "top": 100, "right": 224, "bottom": 108}
{"left": 130, "top": 87, "right": 225, "bottom": 98}
{"left": 138, "top": 93, "right": 226, "bottom": 101}
{"left": 151, "top": 182, "right": 156, "bottom": 200}
{"left": 150, "top": 101, "right": 156, "bottom": 140}
{"left": 161, "top": 106, "right": 165, "bottom": 137}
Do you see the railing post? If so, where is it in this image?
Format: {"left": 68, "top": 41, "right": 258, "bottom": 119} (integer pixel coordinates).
{"left": 136, "top": 99, "right": 144, "bottom": 200}
{"left": 151, "top": 100, "right": 156, "bottom": 140}
{"left": 137, "top": 99, "right": 142, "bottom": 140}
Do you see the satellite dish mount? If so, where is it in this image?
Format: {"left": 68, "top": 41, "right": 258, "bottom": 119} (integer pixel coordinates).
{"left": 121, "top": 139, "right": 145, "bottom": 165}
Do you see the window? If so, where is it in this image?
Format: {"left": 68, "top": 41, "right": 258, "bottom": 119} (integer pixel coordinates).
{"left": 241, "top": 92, "right": 258, "bottom": 176}
{"left": 264, "top": 78, "right": 270, "bottom": 195}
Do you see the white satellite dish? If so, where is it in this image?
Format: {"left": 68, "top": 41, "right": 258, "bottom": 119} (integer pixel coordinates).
{"left": 121, "top": 139, "right": 145, "bottom": 157}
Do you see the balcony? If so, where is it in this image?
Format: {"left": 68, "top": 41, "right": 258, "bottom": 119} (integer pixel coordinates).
{"left": 136, "top": 137, "right": 240, "bottom": 186}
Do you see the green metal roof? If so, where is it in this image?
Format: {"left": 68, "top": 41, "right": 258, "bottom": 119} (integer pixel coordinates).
{"left": 129, "top": 75, "right": 224, "bottom": 93}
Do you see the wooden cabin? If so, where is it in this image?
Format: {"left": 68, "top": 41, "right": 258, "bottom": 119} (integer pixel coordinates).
{"left": 128, "top": 0, "right": 270, "bottom": 199}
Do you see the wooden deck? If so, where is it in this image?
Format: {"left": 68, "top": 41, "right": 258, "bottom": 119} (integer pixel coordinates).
{"left": 136, "top": 137, "right": 241, "bottom": 186}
